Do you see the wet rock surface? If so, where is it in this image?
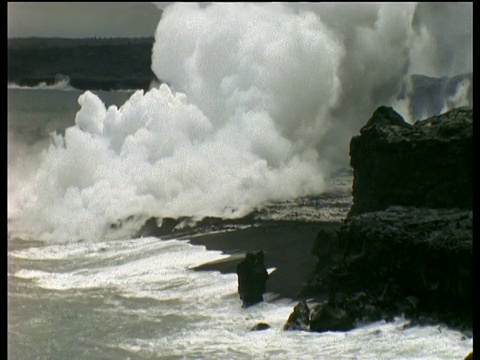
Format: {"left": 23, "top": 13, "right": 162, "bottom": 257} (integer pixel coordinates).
{"left": 283, "top": 300, "right": 310, "bottom": 331}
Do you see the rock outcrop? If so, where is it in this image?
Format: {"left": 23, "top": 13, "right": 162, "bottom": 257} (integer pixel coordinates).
{"left": 283, "top": 300, "right": 355, "bottom": 333}
{"left": 318, "top": 207, "right": 472, "bottom": 328}
{"left": 236, "top": 251, "right": 269, "bottom": 308}
{"left": 309, "top": 302, "right": 355, "bottom": 332}
{"left": 304, "top": 106, "right": 473, "bottom": 332}
{"left": 348, "top": 106, "right": 472, "bottom": 217}
{"left": 284, "top": 300, "right": 310, "bottom": 331}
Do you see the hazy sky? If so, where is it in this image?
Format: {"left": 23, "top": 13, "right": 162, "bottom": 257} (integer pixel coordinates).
{"left": 7, "top": 2, "right": 163, "bottom": 38}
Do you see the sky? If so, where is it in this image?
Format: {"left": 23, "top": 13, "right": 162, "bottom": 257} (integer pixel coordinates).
{"left": 7, "top": 2, "right": 163, "bottom": 38}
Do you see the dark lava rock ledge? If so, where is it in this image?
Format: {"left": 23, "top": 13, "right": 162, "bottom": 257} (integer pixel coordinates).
{"left": 299, "top": 106, "right": 472, "bottom": 333}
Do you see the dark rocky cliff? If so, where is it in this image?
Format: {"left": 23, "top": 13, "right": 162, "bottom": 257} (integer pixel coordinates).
{"left": 303, "top": 106, "right": 473, "bottom": 332}
{"left": 348, "top": 106, "right": 472, "bottom": 217}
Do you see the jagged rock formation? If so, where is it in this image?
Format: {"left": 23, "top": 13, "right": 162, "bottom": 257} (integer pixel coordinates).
{"left": 283, "top": 300, "right": 355, "bottom": 333}
{"left": 309, "top": 302, "right": 355, "bottom": 332}
{"left": 322, "top": 207, "right": 472, "bottom": 328}
{"left": 284, "top": 300, "right": 310, "bottom": 331}
{"left": 236, "top": 251, "right": 269, "bottom": 308}
{"left": 349, "top": 106, "right": 472, "bottom": 217}
{"left": 303, "top": 106, "right": 473, "bottom": 332}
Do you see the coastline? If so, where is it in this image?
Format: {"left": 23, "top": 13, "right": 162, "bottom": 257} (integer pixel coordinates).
{"left": 183, "top": 220, "right": 342, "bottom": 302}
{"left": 8, "top": 37, "right": 157, "bottom": 91}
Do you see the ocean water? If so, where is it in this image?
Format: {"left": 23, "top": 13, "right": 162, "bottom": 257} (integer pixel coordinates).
{"left": 7, "top": 88, "right": 473, "bottom": 359}
{"left": 8, "top": 3, "right": 473, "bottom": 358}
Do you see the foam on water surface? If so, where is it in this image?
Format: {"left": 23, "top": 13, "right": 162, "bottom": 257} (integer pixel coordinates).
{"left": 9, "top": 236, "right": 472, "bottom": 359}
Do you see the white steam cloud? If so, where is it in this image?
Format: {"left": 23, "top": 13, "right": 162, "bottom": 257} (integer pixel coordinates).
{"left": 8, "top": 2, "right": 472, "bottom": 242}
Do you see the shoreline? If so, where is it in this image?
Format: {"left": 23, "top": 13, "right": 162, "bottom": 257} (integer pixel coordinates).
{"left": 8, "top": 37, "right": 157, "bottom": 92}
{"left": 177, "top": 220, "right": 343, "bottom": 302}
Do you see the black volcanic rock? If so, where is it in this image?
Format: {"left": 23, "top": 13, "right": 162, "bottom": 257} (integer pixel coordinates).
{"left": 363, "top": 106, "right": 412, "bottom": 129}
{"left": 349, "top": 107, "right": 472, "bottom": 217}
{"left": 331, "top": 207, "right": 472, "bottom": 327}
{"left": 309, "top": 302, "right": 355, "bottom": 332}
{"left": 236, "top": 251, "right": 269, "bottom": 308}
{"left": 283, "top": 300, "right": 310, "bottom": 331}
{"left": 304, "top": 106, "right": 473, "bottom": 332}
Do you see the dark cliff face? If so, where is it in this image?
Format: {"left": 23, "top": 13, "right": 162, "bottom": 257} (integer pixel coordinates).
{"left": 306, "top": 106, "right": 473, "bottom": 332}
{"left": 335, "top": 207, "right": 472, "bottom": 327}
{"left": 348, "top": 106, "right": 472, "bottom": 218}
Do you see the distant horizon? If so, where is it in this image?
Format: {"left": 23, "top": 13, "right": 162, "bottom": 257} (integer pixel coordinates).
{"left": 8, "top": 36, "right": 155, "bottom": 40}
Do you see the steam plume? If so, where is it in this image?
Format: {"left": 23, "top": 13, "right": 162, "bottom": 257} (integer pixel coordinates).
{"left": 8, "top": 2, "right": 472, "bottom": 242}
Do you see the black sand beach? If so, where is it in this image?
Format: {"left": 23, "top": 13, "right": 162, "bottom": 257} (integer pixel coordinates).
{"left": 181, "top": 220, "right": 343, "bottom": 302}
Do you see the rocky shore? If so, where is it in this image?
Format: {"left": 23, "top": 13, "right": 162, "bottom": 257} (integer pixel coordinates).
{"left": 137, "top": 216, "right": 343, "bottom": 301}
{"left": 302, "top": 106, "right": 473, "bottom": 333}
{"left": 136, "top": 106, "right": 472, "bottom": 336}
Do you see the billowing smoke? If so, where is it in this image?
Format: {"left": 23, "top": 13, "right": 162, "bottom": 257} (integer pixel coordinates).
{"left": 7, "top": 132, "right": 46, "bottom": 222}
{"left": 9, "top": 2, "right": 472, "bottom": 242}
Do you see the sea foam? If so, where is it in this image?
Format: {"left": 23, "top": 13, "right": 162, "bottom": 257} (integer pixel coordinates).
{"left": 10, "top": 235, "right": 473, "bottom": 359}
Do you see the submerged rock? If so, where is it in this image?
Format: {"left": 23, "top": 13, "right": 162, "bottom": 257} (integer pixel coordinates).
{"left": 251, "top": 322, "right": 271, "bottom": 331}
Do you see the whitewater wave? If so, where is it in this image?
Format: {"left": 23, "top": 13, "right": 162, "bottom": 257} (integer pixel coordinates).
{"left": 8, "top": 79, "right": 155, "bottom": 94}
{"left": 8, "top": 76, "right": 77, "bottom": 91}
{"left": 8, "top": 235, "right": 473, "bottom": 359}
